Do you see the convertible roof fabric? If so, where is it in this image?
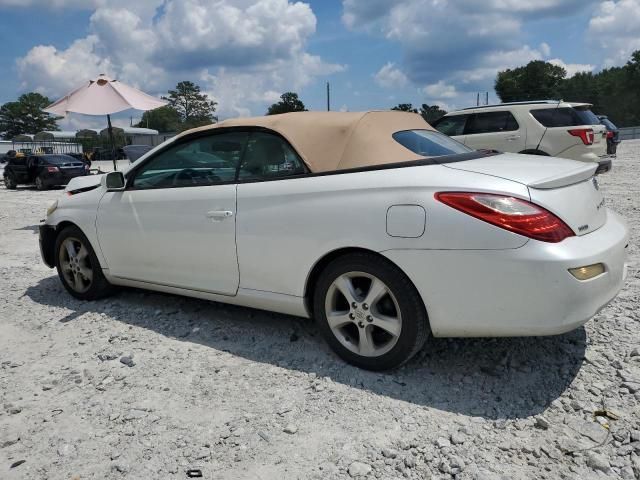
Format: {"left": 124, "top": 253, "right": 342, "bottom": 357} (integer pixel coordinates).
{"left": 180, "top": 111, "right": 434, "bottom": 173}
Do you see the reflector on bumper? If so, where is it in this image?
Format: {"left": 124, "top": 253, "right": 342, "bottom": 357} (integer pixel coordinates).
{"left": 569, "top": 263, "right": 605, "bottom": 281}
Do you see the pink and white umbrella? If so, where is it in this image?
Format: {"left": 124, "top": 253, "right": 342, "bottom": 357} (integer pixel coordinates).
{"left": 45, "top": 74, "right": 168, "bottom": 169}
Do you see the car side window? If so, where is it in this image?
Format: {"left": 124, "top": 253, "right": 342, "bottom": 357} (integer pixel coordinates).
{"left": 132, "top": 131, "right": 248, "bottom": 189}
{"left": 238, "top": 132, "right": 307, "bottom": 181}
{"left": 433, "top": 115, "right": 468, "bottom": 136}
{"left": 530, "top": 108, "right": 580, "bottom": 127}
{"left": 465, "top": 112, "right": 519, "bottom": 135}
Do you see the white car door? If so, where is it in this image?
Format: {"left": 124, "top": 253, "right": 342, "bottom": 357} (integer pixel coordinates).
{"left": 234, "top": 131, "right": 310, "bottom": 295}
{"left": 463, "top": 111, "right": 526, "bottom": 153}
{"left": 96, "top": 131, "right": 249, "bottom": 295}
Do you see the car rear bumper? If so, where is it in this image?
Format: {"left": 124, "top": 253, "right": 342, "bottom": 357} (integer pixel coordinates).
{"left": 555, "top": 143, "right": 608, "bottom": 163}
{"left": 39, "top": 224, "right": 56, "bottom": 268}
{"left": 382, "top": 209, "right": 629, "bottom": 337}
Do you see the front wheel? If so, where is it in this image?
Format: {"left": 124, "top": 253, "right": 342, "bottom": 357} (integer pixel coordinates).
{"left": 35, "top": 175, "right": 48, "bottom": 191}
{"left": 55, "top": 226, "right": 116, "bottom": 300}
{"left": 313, "top": 252, "right": 429, "bottom": 371}
{"left": 4, "top": 174, "right": 17, "bottom": 189}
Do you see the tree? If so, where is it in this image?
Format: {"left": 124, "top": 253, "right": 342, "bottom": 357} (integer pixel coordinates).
{"left": 163, "top": 81, "right": 217, "bottom": 131}
{"left": 391, "top": 103, "right": 418, "bottom": 113}
{"left": 495, "top": 61, "right": 566, "bottom": 103}
{"left": 0, "top": 92, "right": 61, "bottom": 139}
{"left": 266, "top": 92, "right": 307, "bottom": 115}
{"left": 494, "top": 50, "right": 640, "bottom": 127}
{"left": 419, "top": 103, "right": 447, "bottom": 123}
{"left": 136, "top": 106, "right": 182, "bottom": 132}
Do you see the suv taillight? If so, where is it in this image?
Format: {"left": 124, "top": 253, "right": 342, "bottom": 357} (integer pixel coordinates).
{"left": 47, "top": 166, "right": 60, "bottom": 173}
{"left": 606, "top": 131, "right": 614, "bottom": 139}
{"left": 568, "top": 128, "right": 594, "bottom": 145}
{"left": 435, "top": 192, "right": 575, "bottom": 243}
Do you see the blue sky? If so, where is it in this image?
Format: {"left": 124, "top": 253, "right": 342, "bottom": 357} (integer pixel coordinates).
{"left": 0, "top": 0, "right": 638, "bottom": 130}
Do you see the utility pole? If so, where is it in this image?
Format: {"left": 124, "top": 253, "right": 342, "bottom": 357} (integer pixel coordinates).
{"left": 477, "top": 92, "right": 480, "bottom": 106}
{"left": 327, "top": 82, "right": 331, "bottom": 111}
{"left": 486, "top": 92, "right": 489, "bottom": 105}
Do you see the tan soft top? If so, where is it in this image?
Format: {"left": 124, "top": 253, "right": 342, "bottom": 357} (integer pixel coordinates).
{"left": 180, "top": 111, "right": 434, "bottom": 173}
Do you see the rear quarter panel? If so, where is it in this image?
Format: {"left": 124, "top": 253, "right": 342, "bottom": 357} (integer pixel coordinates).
{"left": 236, "top": 164, "right": 530, "bottom": 297}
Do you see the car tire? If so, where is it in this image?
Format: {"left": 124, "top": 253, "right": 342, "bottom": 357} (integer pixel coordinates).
{"left": 4, "top": 174, "right": 17, "bottom": 189}
{"left": 54, "top": 225, "right": 116, "bottom": 300}
{"left": 35, "top": 175, "right": 48, "bottom": 191}
{"left": 313, "top": 252, "right": 429, "bottom": 371}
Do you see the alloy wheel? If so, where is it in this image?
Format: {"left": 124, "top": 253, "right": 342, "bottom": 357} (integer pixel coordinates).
{"left": 324, "top": 271, "right": 402, "bottom": 357}
{"left": 59, "top": 237, "right": 93, "bottom": 293}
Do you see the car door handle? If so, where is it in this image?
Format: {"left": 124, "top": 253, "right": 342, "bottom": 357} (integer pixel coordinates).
{"left": 206, "top": 210, "right": 234, "bottom": 221}
{"left": 506, "top": 135, "right": 521, "bottom": 141}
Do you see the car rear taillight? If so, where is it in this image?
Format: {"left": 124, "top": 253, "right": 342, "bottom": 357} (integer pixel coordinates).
{"left": 606, "top": 131, "right": 614, "bottom": 139}
{"left": 435, "top": 192, "right": 575, "bottom": 243}
{"left": 47, "top": 166, "right": 60, "bottom": 173}
{"left": 568, "top": 128, "right": 594, "bottom": 145}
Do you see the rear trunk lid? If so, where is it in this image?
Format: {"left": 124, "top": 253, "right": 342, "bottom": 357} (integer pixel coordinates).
{"left": 444, "top": 153, "right": 606, "bottom": 236}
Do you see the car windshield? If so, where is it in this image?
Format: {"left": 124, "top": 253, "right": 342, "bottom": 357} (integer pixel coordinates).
{"left": 45, "top": 155, "right": 82, "bottom": 165}
{"left": 393, "top": 130, "right": 473, "bottom": 157}
{"left": 600, "top": 118, "right": 617, "bottom": 130}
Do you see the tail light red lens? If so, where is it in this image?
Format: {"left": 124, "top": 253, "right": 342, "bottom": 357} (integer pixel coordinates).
{"left": 47, "top": 166, "right": 60, "bottom": 173}
{"left": 435, "top": 192, "right": 575, "bottom": 243}
{"left": 606, "top": 131, "right": 614, "bottom": 139}
{"left": 568, "top": 128, "right": 594, "bottom": 145}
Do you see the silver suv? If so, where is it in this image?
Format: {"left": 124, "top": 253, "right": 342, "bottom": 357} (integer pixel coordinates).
{"left": 432, "top": 101, "right": 610, "bottom": 173}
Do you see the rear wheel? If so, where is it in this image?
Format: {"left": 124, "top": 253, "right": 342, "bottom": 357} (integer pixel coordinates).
{"left": 35, "top": 175, "right": 48, "bottom": 191}
{"left": 55, "top": 226, "right": 115, "bottom": 300}
{"left": 313, "top": 252, "right": 429, "bottom": 371}
{"left": 4, "top": 174, "right": 17, "bottom": 189}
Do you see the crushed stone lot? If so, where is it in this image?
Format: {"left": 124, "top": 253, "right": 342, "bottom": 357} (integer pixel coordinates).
{"left": 1, "top": 142, "right": 639, "bottom": 480}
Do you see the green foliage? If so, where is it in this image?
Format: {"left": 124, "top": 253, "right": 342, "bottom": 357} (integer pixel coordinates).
{"left": 391, "top": 103, "right": 418, "bottom": 113}
{"left": 266, "top": 92, "right": 307, "bottom": 115}
{"left": 163, "top": 81, "right": 217, "bottom": 131}
{"left": 495, "top": 51, "right": 640, "bottom": 126}
{"left": 495, "top": 61, "right": 566, "bottom": 103}
{"left": 136, "top": 105, "right": 182, "bottom": 132}
{"left": 0, "top": 92, "right": 61, "bottom": 139}
{"left": 419, "top": 103, "right": 447, "bottom": 123}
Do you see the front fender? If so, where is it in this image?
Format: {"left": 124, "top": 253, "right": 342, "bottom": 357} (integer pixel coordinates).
{"left": 39, "top": 224, "right": 56, "bottom": 268}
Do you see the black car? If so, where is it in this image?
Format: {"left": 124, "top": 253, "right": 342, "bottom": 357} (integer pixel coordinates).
{"left": 3, "top": 154, "right": 89, "bottom": 190}
{"left": 598, "top": 115, "right": 621, "bottom": 155}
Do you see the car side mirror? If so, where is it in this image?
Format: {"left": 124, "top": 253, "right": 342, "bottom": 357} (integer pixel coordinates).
{"left": 102, "top": 171, "right": 126, "bottom": 191}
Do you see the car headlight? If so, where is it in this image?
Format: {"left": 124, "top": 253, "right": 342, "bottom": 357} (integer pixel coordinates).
{"left": 46, "top": 200, "right": 58, "bottom": 216}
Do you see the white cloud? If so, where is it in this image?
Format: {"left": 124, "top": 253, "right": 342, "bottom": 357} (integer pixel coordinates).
{"left": 17, "top": 36, "right": 114, "bottom": 96}
{"left": 588, "top": 0, "right": 640, "bottom": 67}
{"left": 548, "top": 58, "right": 595, "bottom": 77}
{"left": 423, "top": 81, "right": 457, "bottom": 99}
{"left": 373, "top": 62, "right": 408, "bottom": 88}
{"left": 15, "top": 0, "right": 345, "bottom": 118}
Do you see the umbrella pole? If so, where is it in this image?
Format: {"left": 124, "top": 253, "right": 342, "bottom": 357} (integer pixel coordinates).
{"left": 107, "top": 114, "right": 117, "bottom": 171}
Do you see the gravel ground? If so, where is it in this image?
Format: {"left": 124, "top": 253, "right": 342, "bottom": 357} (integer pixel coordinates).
{"left": 1, "top": 142, "right": 639, "bottom": 480}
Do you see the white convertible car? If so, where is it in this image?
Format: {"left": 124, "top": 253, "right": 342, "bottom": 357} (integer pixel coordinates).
{"left": 39, "top": 111, "right": 629, "bottom": 370}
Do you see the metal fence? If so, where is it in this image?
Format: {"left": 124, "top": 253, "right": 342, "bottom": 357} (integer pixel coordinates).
{"left": 619, "top": 127, "right": 640, "bottom": 140}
